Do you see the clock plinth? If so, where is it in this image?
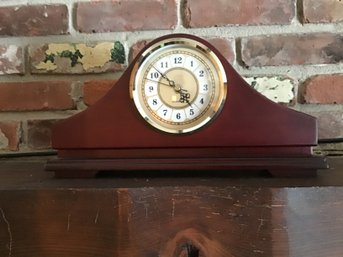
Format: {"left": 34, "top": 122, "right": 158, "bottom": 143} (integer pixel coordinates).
{"left": 47, "top": 156, "right": 326, "bottom": 178}
{"left": 46, "top": 34, "right": 328, "bottom": 178}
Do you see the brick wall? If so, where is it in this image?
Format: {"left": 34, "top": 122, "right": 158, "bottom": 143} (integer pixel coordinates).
{"left": 0, "top": 0, "right": 342, "bottom": 153}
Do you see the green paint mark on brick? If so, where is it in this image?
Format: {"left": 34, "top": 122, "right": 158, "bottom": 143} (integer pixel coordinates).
{"left": 111, "top": 41, "right": 125, "bottom": 64}
{"left": 59, "top": 49, "right": 83, "bottom": 67}
{"left": 43, "top": 53, "right": 55, "bottom": 63}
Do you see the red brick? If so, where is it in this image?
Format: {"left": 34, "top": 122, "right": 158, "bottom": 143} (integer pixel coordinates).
{"left": 303, "top": 0, "right": 343, "bottom": 23}
{"left": 0, "top": 45, "right": 24, "bottom": 75}
{"left": 83, "top": 80, "right": 116, "bottom": 106}
{"left": 129, "top": 37, "right": 235, "bottom": 64}
{"left": 241, "top": 33, "right": 343, "bottom": 67}
{"left": 0, "top": 5, "right": 68, "bottom": 36}
{"left": 207, "top": 38, "right": 235, "bottom": 64}
{"left": 0, "top": 81, "right": 74, "bottom": 111}
{"left": 27, "top": 120, "right": 58, "bottom": 150}
{"left": 302, "top": 75, "right": 343, "bottom": 104}
{"left": 129, "top": 40, "right": 152, "bottom": 63}
{"left": 76, "top": 0, "right": 177, "bottom": 33}
{"left": 306, "top": 111, "right": 343, "bottom": 139}
{"left": 183, "top": 0, "right": 295, "bottom": 27}
{"left": 0, "top": 121, "right": 20, "bottom": 151}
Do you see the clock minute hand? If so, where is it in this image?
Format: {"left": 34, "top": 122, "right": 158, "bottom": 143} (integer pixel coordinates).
{"left": 179, "top": 90, "right": 192, "bottom": 107}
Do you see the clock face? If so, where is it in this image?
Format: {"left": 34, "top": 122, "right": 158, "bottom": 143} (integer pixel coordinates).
{"left": 130, "top": 37, "right": 227, "bottom": 134}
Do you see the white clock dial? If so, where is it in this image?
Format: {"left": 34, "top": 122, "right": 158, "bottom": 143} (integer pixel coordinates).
{"left": 130, "top": 37, "right": 227, "bottom": 134}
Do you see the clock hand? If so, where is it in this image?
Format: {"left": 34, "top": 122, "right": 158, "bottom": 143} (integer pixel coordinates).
{"left": 146, "top": 77, "right": 190, "bottom": 97}
{"left": 179, "top": 89, "right": 192, "bottom": 107}
{"left": 145, "top": 78, "right": 171, "bottom": 87}
{"left": 152, "top": 66, "right": 192, "bottom": 106}
{"left": 152, "top": 66, "right": 177, "bottom": 88}
{"left": 153, "top": 67, "right": 188, "bottom": 94}
{"left": 145, "top": 78, "right": 184, "bottom": 94}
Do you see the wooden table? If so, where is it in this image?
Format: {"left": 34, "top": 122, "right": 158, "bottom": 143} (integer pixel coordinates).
{"left": 0, "top": 157, "right": 342, "bottom": 257}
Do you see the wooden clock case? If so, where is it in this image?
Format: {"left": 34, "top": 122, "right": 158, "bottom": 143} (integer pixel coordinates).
{"left": 46, "top": 33, "right": 327, "bottom": 177}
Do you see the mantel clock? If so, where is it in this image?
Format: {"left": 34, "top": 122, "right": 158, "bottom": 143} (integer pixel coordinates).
{"left": 46, "top": 34, "right": 327, "bottom": 178}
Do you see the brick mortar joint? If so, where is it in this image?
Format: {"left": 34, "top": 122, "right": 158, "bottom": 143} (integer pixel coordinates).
{"left": 1, "top": 25, "right": 342, "bottom": 46}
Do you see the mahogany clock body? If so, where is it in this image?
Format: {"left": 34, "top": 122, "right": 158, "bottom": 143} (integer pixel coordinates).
{"left": 46, "top": 34, "right": 327, "bottom": 177}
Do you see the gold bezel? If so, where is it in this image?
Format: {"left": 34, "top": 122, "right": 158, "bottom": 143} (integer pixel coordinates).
{"left": 130, "top": 37, "right": 227, "bottom": 134}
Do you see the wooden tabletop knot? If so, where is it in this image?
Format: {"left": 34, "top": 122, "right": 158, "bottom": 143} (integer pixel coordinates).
{"left": 183, "top": 243, "right": 200, "bottom": 257}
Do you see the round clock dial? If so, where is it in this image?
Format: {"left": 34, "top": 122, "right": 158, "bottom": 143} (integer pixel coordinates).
{"left": 130, "top": 37, "right": 227, "bottom": 134}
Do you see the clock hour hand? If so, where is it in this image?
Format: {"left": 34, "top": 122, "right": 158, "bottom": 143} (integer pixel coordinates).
{"left": 153, "top": 66, "right": 187, "bottom": 92}
{"left": 153, "top": 66, "right": 177, "bottom": 88}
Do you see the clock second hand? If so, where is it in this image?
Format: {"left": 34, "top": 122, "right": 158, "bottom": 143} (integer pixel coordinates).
{"left": 145, "top": 78, "right": 170, "bottom": 87}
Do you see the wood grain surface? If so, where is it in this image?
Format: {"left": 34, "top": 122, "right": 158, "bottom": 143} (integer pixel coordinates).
{"left": 0, "top": 157, "right": 342, "bottom": 257}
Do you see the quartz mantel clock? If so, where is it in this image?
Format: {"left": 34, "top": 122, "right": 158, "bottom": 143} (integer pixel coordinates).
{"left": 46, "top": 34, "right": 327, "bottom": 178}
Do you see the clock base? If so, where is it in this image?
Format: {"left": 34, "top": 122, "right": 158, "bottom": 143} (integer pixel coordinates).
{"left": 46, "top": 156, "right": 328, "bottom": 178}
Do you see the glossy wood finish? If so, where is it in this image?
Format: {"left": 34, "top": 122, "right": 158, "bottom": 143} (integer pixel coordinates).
{"left": 48, "top": 34, "right": 326, "bottom": 177}
{"left": 0, "top": 157, "right": 342, "bottom": 257}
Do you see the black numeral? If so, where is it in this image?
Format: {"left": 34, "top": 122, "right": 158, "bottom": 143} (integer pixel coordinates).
{"left": 203, "top": 84, "right": 208, "bottom": 91}
{"left": 152, "top": 99, "right": 158, "bottom": 105}
{"left": 160, "top": 61, "right": 168, "bottom": 68}
{"left": 163, "top": 109, "right": 168, "bottom": 116}
{"left": 150, "top": 72, "right": 159, "bottom": 79}
{"left": 199, "top": 70, "right": 204, "bottom": 77}
{"left": 176, "top": 113, "right": 181, "bottom": 119}
{"left": 174, "top": 57, "right": 182, "bottom": 64}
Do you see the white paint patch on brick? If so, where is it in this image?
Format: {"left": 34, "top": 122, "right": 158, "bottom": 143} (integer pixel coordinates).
{"left": 0, "top": 129, "right": 9, "bottom": 149}
{"left": 244, "top": 76, "right": 294, "bottom": 103}
{"left": 0, "top": 68, "right": 19, "bottom": 75}
{"left": 2, "top": 45, "right": 20, "bottom": 64}
{"left": 0, "top": 45, "right": 22, "bottom": 74}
